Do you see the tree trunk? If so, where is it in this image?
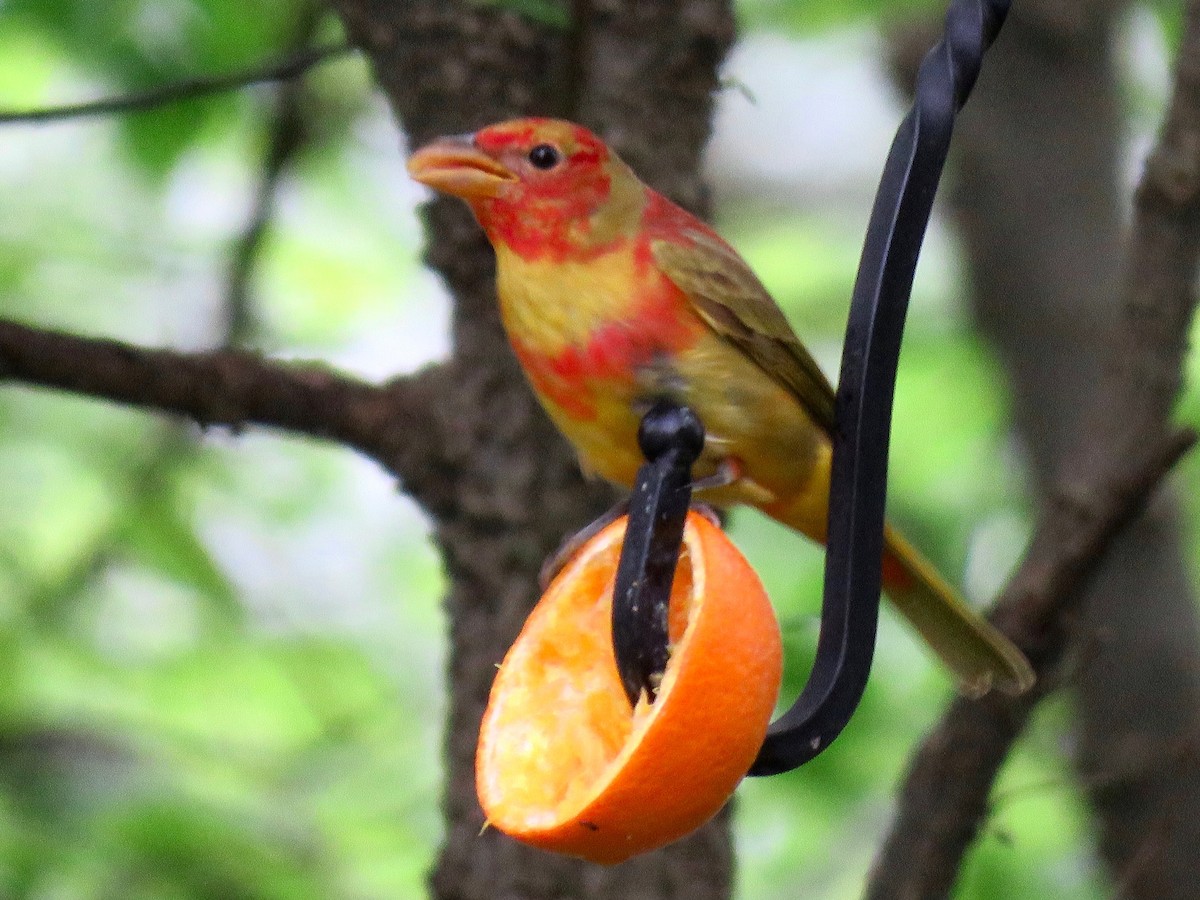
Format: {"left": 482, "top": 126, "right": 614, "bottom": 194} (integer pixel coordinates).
{"left": 324, "top": 1, "right": 738, "bottom": 896}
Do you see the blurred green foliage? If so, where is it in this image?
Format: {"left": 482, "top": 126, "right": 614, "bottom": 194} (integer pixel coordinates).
{"left": 0, "top": 2, "right": 444, "bottom": 896}
{"left": 477, "top": 0, "right": 571, "bottom": 29}
{"left": 737, "top": 0, "right": 946, "bottom": 33}
{"left": 0, "top": 1, "right": 1196, "bottom": 898}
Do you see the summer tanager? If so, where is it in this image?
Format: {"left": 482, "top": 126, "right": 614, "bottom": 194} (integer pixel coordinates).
{"left": 408, "top": 118, "right": 1033, "bottom": 696}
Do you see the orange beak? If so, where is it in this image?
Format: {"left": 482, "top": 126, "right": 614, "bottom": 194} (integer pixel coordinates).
{"left": 407, "top": 133, "right": 516, "bottom": 199}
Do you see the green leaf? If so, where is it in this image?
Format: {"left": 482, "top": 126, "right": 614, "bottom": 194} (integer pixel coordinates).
{"left": 472, "top": 0, "right": 570, "bottom": 29}
{"left": 737, "top": 0, "right": 948, "bottom": 35}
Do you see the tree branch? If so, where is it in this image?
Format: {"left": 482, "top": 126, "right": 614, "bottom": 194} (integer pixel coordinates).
{"left": 0, "top": 42, "right": 352, "bottom": 125}
{"left": 866, "top": 429, "right": 1196, "bottom": 900}
{"left": 866, "top": 1, "right": 1200, "bottom": 894}
{"left": 0, "top": 319, "right": 446, "bottom": 491}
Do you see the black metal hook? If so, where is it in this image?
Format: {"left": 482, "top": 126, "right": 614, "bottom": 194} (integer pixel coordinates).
{"left": 609, "top": 0, "right": 1011, "bottom": 772}
{"left": 611, "top": 400, "right": 705, "bottom": 706}
{"left": 750, "top": 0, "right": 1011, "bottom": 776}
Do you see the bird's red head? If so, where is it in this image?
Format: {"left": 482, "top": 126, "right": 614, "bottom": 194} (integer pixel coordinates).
{"left": 408, "top": 118, "right": 643, "bottom": 259}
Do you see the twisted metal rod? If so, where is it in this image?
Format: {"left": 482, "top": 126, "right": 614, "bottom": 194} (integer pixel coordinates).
{"left": 751, "top": 0, "right": 1010, "bottom": 775}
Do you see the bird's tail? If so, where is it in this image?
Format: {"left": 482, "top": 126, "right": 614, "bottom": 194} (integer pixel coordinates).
{"left": 882, "top": 524, "right": 1034, "bottom": 697}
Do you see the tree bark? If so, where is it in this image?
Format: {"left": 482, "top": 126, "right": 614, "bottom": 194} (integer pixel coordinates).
{"left": 324, "top": 2, "right": 738, "bottom": 897}
{"left": 0, "top": 3, "right": 737, "bottom": 892}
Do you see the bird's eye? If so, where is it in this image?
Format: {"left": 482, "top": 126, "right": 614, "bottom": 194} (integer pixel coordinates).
{"left": 528, "top": 144, "right": 561, "bottom": 170}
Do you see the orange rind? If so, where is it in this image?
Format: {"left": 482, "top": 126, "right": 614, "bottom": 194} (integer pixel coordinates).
{"left": 476, "top": 511, "right": 782, "bottom": 864}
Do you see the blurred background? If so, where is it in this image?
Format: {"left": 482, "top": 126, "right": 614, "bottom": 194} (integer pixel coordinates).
{"left": 0, "top": 0, "right": 1195, "bottom": 897}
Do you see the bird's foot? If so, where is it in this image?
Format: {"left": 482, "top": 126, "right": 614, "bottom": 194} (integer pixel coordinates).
{"left": 690, "top": 458, "right": 741, "bottom": 493}
{"left": 539, "top": 499, "right": 629, "bottom": 590}
{"left": 687, "top": 501, "right": 723, "bottom": 528}
{"left": 538, "top": 498, "right": 725, "bottom": 591}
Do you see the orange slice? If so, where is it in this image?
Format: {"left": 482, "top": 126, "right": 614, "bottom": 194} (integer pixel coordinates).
{"left": 476, "top": 511, "right": 782, "bottom": 864}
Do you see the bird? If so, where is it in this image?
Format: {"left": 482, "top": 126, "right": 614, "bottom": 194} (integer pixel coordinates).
{"left": 407, "top": 117, "right": 1034, "bottom": 697}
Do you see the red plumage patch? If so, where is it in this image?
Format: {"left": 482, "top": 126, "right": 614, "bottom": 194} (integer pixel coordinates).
{"left": 508, "top": 286, "right": 700, "bottom": 423}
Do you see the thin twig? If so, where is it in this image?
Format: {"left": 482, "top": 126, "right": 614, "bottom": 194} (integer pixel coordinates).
{"left": 0, "top": 42, "right": 352, "bottom": 125}
{"left": 222, "top": 85, "right": 306, "bottom": 342}
{"left": 223, "top": 7, "right": 326, "bottom": 344}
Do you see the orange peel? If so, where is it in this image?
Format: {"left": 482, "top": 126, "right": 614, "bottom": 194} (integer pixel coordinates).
{"left": 476, "top": 511, "right": 782, "bottom": 864}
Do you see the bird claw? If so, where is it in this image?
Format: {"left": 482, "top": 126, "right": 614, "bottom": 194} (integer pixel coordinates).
{"left": 538, "top": 499, "right": 725, "bottom": 591}
{"left": 539, "top": 500, "right": 630, "bottom": 590}
{"left": 690, "top": 502, "right": 723, "bottom": 528}
{"left": 690, "top": 458, "right": 741, "bottom": 493}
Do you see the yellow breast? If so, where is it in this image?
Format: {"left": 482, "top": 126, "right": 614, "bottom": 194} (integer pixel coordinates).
{"left": 494, "top": 242, "right": 651, "bottom": 357}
